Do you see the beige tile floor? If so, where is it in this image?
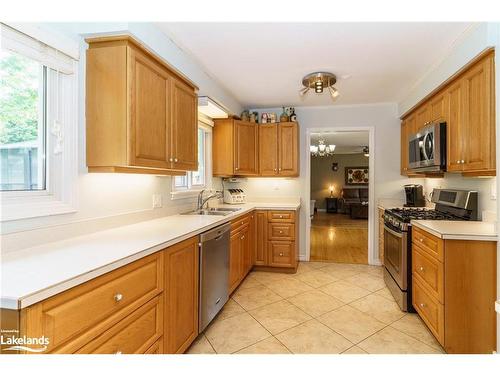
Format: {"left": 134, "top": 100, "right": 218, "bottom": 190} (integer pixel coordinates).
{"left": 187, "top": 262, "right": 444, "bottom": 354}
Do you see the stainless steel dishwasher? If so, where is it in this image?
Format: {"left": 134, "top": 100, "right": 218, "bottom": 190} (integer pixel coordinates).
{"left": 199, "top": 222, "right": 230, "bottom": 332}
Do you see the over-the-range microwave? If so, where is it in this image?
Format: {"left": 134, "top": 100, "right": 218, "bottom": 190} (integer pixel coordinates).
{"left": 408, "top": 122, "right": 447, "bottom": 173}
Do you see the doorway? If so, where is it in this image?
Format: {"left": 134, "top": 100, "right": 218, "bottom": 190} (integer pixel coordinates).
{"left": 305, "top": 128, "right": 376, "bottom": 265}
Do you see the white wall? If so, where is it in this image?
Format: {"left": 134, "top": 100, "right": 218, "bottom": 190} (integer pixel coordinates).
{"left": 1, "top": 23, "right": 242, "bottom": 252}
{"left": 243, "top": 103, "right": 415, "bottom": 261}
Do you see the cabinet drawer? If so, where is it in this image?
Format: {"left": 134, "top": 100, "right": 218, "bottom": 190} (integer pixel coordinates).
{"left": 412, "top": 245, "right": 444, "bottom": 303}
{"left": 268, "top": 241, "right": 294, "bottom": 267}
{"left": 413, "top": 277, "right": 444, "bottom": 346}
{"left": 77, "top": 296, "right": 163, "bottom": 354}
{"left": 268, "top": 210, "right": 295, "bottom": 223}
{"left": 25, "top": 252, "right": 163, "bottom": 352}
{"left": 268, "top": 223, "right": 294, "bottom": 240}
{"left": 231, "top": 213, "right": 251, "bottom": 232}
{"left": 412, "top": 227, "right": 444, "bottom": 262}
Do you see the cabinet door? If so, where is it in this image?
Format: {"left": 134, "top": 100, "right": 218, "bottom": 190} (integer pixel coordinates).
{"left": 400, "top": 119, "right": 409, "bottom": 175}
{"left": 268, "top": 241, "right": 294, "bottom": 268}
{"left": 430, "top": 91, "right": 448, "bottom": 122}
{"left": 229, "top": 228, "right": 243, "bottom": 293}
{"left": 234, "top": 121, "right": 258, "bottom": 175}
{"left": 247, "top": 213, "right": 256, "bottom": 272}
{"left": 241, "top": 225, "right": 252, "bottom": 278}
{"left": 255, "top": 211, "right": 268, "bottom": 266}
{"left": 164, "top": 237, "right": 199, "bottom": 354}
{"left": 401, "top": 114, "right": 416, "bottom": 175}
{"left": 259, "top": 125, "right": 278, "bottom": 175}
{"left": 462, "top": 55, "right": 494, "bottom": 172}
{"left": 171, "top": 79, "right": 198, "bottom": 170}
{"left": 415, "top": 104, "right": 431, "bottom": 132}
{"left": 446, "top": 80, "right": 465, "bottom": 172}
{"left": 128, "top": 47, "right": 171, "bottom": 169}
{"left": 278, "top": 122, "right": 299, "bottom": 176}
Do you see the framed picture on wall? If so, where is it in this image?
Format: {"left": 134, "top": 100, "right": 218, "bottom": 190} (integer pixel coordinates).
{"left": 345, "top": 167, "right": 369, "bottom": 185}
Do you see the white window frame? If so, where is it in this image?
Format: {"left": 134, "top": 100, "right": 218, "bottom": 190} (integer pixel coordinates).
{"left": 0, "top": 24, "right": 79, "bottom": 222}
{"left": 171, "top": 122, "right": 213, "bottom": 200}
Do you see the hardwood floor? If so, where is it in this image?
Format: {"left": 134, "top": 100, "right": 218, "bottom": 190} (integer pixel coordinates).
{"left": 310, "top": 212, "right": 368, "bottom": 264}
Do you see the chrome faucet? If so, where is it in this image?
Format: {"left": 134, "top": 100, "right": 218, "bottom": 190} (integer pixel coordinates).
{"left": 197, "top": 189, "right": 222, "bottom": 211}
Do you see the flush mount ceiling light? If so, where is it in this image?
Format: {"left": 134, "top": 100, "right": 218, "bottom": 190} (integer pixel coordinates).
{"left": 310, "top": 139, "right": 336, "bottom": 157}
{"left": 299, "top": 72, "right": 339, "bottom": 100}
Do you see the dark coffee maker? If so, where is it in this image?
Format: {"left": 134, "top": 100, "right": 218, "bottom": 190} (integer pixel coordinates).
{"left": 404, "top": 184, "right": 425, "bottom": 207}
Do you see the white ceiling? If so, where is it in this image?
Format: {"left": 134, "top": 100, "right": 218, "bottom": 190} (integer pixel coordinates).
{"left": 311, "top": 131, "right": 369, "bottom": 154}
{"left": 159, "top": 22, "right": 474, "bottom": 109}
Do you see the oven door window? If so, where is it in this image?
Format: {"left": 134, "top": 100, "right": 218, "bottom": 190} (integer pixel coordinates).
{"left": 423, "top": 132, "right": 434, "bottom": 161}
{"left": 384, "top": 225, "right": 407, "bottom": 290}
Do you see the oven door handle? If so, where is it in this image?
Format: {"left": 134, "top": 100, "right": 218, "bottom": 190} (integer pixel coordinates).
{"left": 384, "top": 224, "right": 403, "bottom": 238}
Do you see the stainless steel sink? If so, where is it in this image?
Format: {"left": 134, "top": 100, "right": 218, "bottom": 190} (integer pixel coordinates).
{"left": 181, "top": 207, "right": 242, "bottom": 216}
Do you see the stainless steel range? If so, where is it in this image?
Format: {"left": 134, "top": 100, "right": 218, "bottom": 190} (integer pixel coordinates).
{"left": 383, "top": 188, "right": 478, "bottom": 311}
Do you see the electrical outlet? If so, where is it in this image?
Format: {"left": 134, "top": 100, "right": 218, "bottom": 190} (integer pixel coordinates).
{"left": 152, "top": 194, "right": 163, "bottom": 208}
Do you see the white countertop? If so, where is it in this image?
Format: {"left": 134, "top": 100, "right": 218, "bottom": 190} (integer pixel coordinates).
{"left": 1, "top": 201, "right": 300, "bottom": 310}
{"left": 411, "top": 220, "right": 498, "bottom": 241}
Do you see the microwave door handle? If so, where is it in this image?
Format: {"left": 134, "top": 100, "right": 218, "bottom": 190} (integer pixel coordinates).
{"left": 384, "top": 224, "right": 403, "bottom": 239}
{"left": 422, "top": 133, "right": 431, "bottom": 161}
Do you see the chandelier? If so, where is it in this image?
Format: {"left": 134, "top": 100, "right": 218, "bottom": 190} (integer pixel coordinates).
{"left": 299, "top": 72, "right": 339, "bottom": 100}
{"left": 310, "top": 139, "right": 336, "bottom": 157}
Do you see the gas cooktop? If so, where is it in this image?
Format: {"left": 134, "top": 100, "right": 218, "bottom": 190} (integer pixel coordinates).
{"left": 386, "top": 207, "right": 460, "bottom": 222}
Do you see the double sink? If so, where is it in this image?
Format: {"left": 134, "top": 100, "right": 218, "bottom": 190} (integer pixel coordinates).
{"left": 182, "top": 207, "right": 242, "bottom": 216}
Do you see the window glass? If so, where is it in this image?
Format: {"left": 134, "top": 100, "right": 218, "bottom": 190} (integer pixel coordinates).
{"left": 0, "top": 49, "right": 46, "bottom": 191}
{"left": 192, "top": 128, "right": 205, "bottom": 186}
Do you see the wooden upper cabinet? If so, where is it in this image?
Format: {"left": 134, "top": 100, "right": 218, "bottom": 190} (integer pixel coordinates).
{"left": 86, "top": 36, "right": 198, "bottom": 175}
{"left": 401, "top": 114, "right": 416, "bottom": 176}
{"left": 128, "top": 47, "right": 171, "bottom": 169}
{"left": 258, "top": 122, "right": 299, "bottom": 177}
{"left": 415, "top": 103, "right": 431, "bottom": 132}
{"left": 430, "top": 91, "right": 448, "bottom": 123}
{"left": 278, "top": 122, "right": 299, "bottom": 176}
{"left": 234, "top": 121, "right": 259, "bottom": 175}
{"left": 401, "top": 49, "right": 495, "bottom": 177}
{"left": 461, "top": 53, "right": 495, "bottom": 173}
{"left": 446, "top": 80, "right": 465, "bottom": 172}
{"left": 259, "top": 124, "right": 279, "bottom": 175}
{"left": 171, "top": 79, "right": 198, "bottom": 170}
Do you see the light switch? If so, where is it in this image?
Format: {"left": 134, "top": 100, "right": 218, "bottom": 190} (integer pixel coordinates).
{"left": 152, "top": 194, "right": 163, "bottom": 208}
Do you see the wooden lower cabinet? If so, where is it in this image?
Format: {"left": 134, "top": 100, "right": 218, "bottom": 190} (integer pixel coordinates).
{"left": 14, "top": 236, "right": 201, "bottom": 354}
{"left": 411, "top": 227, "right": 497, "bottom": 353}
{"left": 254, "top": 209, "right": 299, "bottom": 271}
{"left": 20, "top": 252, "right": 164, "bottom": 354}
{"left": 229, "top": 212, "right": 255, "bottom": 294}
{"left": 164, "top": 236, "right": 199, "bottom": 354}
{"left": 77, "top": 296, "right": 163, "bottom": 354}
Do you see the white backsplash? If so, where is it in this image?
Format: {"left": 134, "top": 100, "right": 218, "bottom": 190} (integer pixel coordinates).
{"left": 423, "top": 174, "right": 497, "bottom": 221}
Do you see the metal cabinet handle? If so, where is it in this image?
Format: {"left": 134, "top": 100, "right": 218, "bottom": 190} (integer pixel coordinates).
{"left": 419, "top": 266, "right": 424, "bottom": 272}
{"left": 461, "top": 160, "right": 465, "bottom": 164}
{"left": 241, "top": 221, "right": 244, "bottom": 225}
{"left": 419, "top": 238, "right": 423, "bottom": 242}
{"left": 278, "top": 168, "right": 282, "bottom": 171}
{"left": 174, "top": 158, "right": 178, "bottom": 162}
{"left": 241, "top": 235, "right": 245, "bottom": 240}
{"left": 115, "top": 351, "right": 122, "bottom": 355}
{"left": 235, "top": 167, "right": 239, "bottom": 170}
{"left": 279, "top": 252, "right": 283, "bottom": 256}
{"left": 419, "top": 303, "right": 426, "bottom": 308}
{"left": 279, "top": 230, "right": 283, "bottom": 234}
{"left": 169, "top": 158, "right": 173, "bottom": 162}
{"left": 274, "top": 168, "right": 277, "bottom": 171}
{"left": 279, "top": 215, "right": 283, "bottom": 218}
{"left": 114, "top": 293, "right": 123, "bottom": 302}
